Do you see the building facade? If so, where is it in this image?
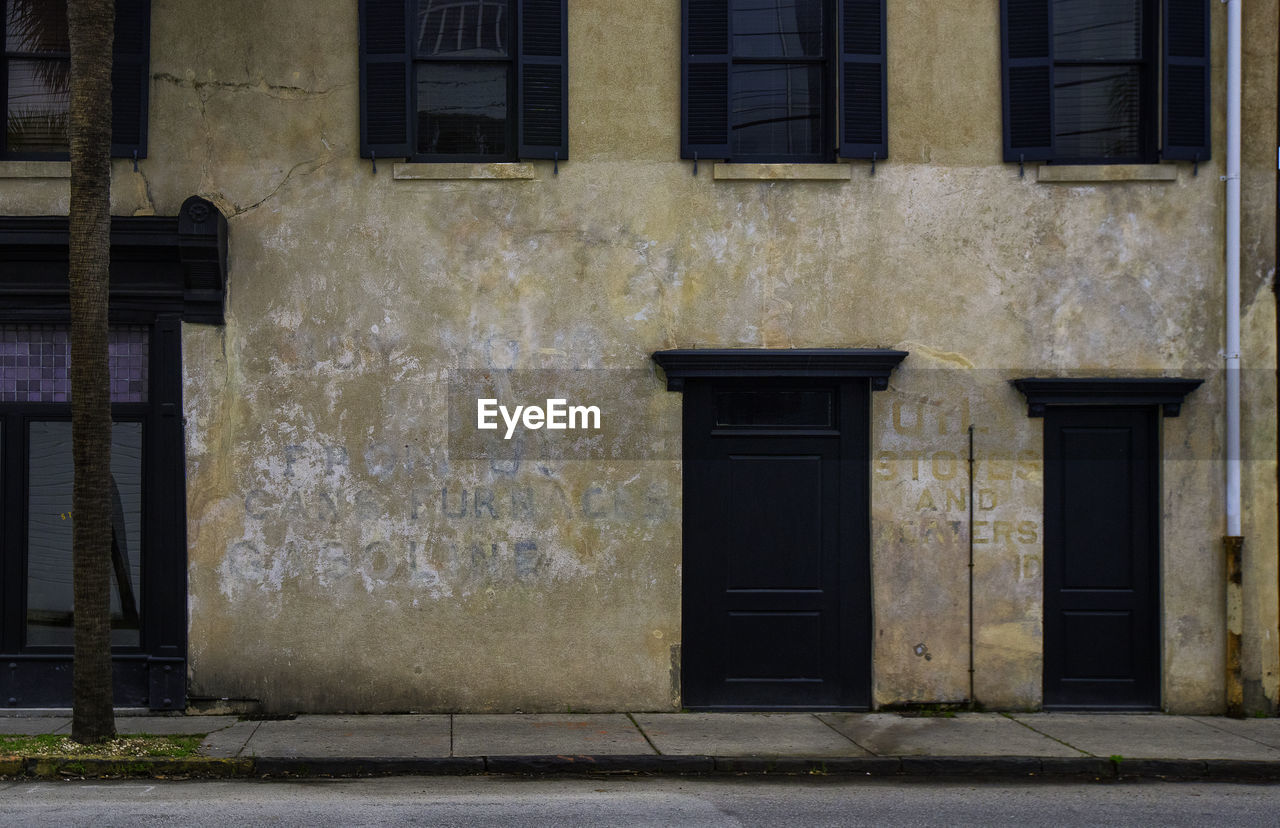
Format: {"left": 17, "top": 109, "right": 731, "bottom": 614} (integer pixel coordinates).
{"left": 0, "top": 0, "right": 1277, "bottom": 714}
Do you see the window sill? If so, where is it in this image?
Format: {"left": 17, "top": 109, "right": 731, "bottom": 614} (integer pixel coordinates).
{"left": 392, "top": 162, "right": 536, "bottom": 181}
{"left": 0, "top": 161, "right": 70, "bottom": 179}
{"left": 712, "top": 163, "right": 851, "bottom": 181}
{"left": 1035, "top": 165, "right": 1178, "bottom": 183}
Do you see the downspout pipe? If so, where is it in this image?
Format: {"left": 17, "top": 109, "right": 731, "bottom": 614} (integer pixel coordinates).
{"left": 1225, "top": 0, "right": 1242, "bottom": 539}
{"left": 1223, "top": 0, "right": 1245, "bottom": 718}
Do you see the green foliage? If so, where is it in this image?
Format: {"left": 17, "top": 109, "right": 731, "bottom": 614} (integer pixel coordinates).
{"left": 6, "top": 108, "right": 70, "bottom": 154}
{"left": 0, "top": 733, "right": 204, "bottom": 758}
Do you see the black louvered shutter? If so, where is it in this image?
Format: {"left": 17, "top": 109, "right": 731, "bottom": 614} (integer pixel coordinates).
{"left": 1162, "top": 0, "right": 1210, "bottom": 161}
{"left": 1001, "top": 0, "right": 1053, "bottom": 162}
{"left": 111, "top": 0, "right": 149, "bottom": 158}
{"left": 517, "top": 0, "right": 568, "bottom": 160}
{"left": 682, "top": 0, "right": 730, "bottom": 160}
{"left": 359, "top": 0, "right": 412, "bottom": 160}
{"left": 838, "top": 0, "right": 886, "bottom": 159}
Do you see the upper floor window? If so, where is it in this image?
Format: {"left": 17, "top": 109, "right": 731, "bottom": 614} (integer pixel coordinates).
{"left": 359, "top": 0, "right": 568, "bottom": 163}
{"left": 1, "top": 0, "right": 150, "bottom": 160}
{"left": 1001, "top": 0, "right": 1210, "bottom": 165}
{"left": 681, "top": 0, "right": 887, "bottom": 164}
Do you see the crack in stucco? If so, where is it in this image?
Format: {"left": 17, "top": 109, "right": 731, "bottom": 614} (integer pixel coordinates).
{"left": 230, "top": 156, "right": 336, "bottom": 217}
{"left": 196, "top": 86, "right": 213, "bottom": 191}
{"left": 153, "top": 72, "right": 351, "bottom": 101}
{"left": 129, "top": 166, "right": 157, "bottom": 216}
{"left": 898, "top": 341, "right": 977, "bottom": 370}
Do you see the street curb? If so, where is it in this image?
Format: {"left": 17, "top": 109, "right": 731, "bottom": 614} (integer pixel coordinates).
{"left": 254, "top": 757, "right": 485, "bottom": 777}
{"left": 1115, "top": 759, "right": 1207, "bottom": 780}
{"left": 712, "top": 757, "right": 901, "bottom": 775}
{"left": 3, "top": 755, "right": 1280, "bottom": 781}
{"left": 1203, "top": 760, "right": 1280, "bottom": 780}
{"left": 484, "top": 755, "right": 715, "bottom": 775}
{"left": 1038, "top": 757, "right": 1116, "bottom": 777}
{"left": 900, "top": 756, "right": 1042, "bottom": 777}
{"left": 13, "top": 757, "right": 251, "bottom": 778}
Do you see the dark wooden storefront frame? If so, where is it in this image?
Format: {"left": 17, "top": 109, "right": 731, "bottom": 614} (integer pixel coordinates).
{"left": 0, "top": 196, "right": 227, "bottom": 710}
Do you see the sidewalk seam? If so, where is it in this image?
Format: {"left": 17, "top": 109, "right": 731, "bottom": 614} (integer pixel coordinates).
{"left": 812, "top": 713, "right": 877, "bottom": 756}
{"left": 204, "top": 719, "right": 239, "bottom": 735}
{"left": 626, "top": 713, "right": 662, "bottom": 756}
{"left": 1003, "top": 712, "right": 1095, "bottom": 757}
{"left": 1186, "top": 715, "right": 1280, "bottom": 752}
{"left": 236, "top": 720, "right": 263, "bottom": 759}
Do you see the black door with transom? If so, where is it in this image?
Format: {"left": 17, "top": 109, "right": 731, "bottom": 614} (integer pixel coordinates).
{"left": 681, "top": 381, "right": 870, "bottom": 710}
{"left": 1043, "top": 406, "right": 1159, "bottom": 709}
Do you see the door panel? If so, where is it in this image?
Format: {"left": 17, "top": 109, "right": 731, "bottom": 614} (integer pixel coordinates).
{"left": 1061, "top": 427, "right": 1134, "bottom": 589}
{"left": 726, "top": 612, "right": 823, "bottom": 678}
{"left": 724, "top": 453, "right": 824, "bottom": 589}
{"left": 1043, "top": 407, "right": 1158, "bottom": 709}
{"left": 682, "top": 381, "right": 869, "bottom": 710}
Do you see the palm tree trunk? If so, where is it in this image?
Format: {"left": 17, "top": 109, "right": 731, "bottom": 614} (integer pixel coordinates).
{"left": 67, "top": 0, "right": 117, "bottom": 745}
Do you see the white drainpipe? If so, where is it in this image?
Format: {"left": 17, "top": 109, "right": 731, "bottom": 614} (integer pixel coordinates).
{"left": 1226, "top": 0, "right": 1242, "bottom": 539}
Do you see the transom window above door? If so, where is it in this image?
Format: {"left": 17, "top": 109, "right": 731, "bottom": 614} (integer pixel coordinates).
{"left": 0, "top": 324, "right": 148, "bottom": 403}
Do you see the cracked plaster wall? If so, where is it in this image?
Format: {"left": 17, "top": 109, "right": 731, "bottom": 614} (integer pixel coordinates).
{"left": 1, "top": 0, "right": 1275, "bottom": 713}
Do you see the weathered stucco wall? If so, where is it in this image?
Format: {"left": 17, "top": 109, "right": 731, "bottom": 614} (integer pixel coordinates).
{"left": 1238, "top": 0, "right": 1280, "bottom": 714}
{"left": 1, "top": 0, "right": 1275, "bottom": 713}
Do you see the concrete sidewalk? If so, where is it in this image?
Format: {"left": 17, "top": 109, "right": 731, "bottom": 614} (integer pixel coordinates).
{"left": 5, "top": 712, "right": 1280, "bottom": 780}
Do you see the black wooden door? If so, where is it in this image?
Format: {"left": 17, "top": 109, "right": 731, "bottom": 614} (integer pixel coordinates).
{"left": 1043, "top": 407, "right": 1159, "bottom": 709}
{"left": 682, "top": 382, "right": 870, "bottom": 709}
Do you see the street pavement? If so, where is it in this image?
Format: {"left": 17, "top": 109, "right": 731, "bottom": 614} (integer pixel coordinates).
{"left": 5, "top": 711, "right": 1280, "bottom": 779}
{"left": 3, "top": 777, "right": 1280, "bottom": 827}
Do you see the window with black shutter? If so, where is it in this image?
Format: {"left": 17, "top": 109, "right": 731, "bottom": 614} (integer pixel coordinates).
{"left": 1, "top": 0, "right": 150, "bottom": 161}
{"left": 360, "top": 0, "right": 568, "bottom": 163}
{"left": 681, "top": 0, "right": 886, "bottom": 164}
{"left": 1001, "top": 0, "right": 1210, "bottom": 165}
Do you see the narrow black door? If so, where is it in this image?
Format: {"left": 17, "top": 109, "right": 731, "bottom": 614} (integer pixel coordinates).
{"left": 682, "top": 382, "right": 870, "bottom": 709}
{"left": 1043, "top": 407, "right": 1159, "bottom": 709}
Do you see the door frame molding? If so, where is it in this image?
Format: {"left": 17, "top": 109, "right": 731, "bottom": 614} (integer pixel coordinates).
{"left": 1012, "top": 375, "right": 1202, "bottom": 710}
{"left": 653, "top": 349, "right": 909, "bottom": 392}
{"left": 1011, "top": 377, "right": 1203, "bottom": 419}
{"left": 655, "top": 349, "right": 907, "bottom": 710}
